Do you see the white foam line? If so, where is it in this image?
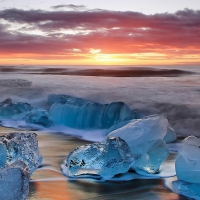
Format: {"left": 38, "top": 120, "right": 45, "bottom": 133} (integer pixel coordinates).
{"left": 30, "top": 177, "right": 68, "bottom": 182}
{"left": 36, "top": 166, "right": 62, "bottom": 174}
{"left": 164, "top": 177, "right": 178, "bottom": 193}
{"left": 85, "top": 185, "right": 165, "bottom": 200}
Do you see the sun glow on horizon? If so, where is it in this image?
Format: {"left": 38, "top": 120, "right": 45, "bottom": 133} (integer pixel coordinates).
{"left": 0, "top": 8, "right": 200, "bottom": 66}
{"left": 1, "top": 51, "right": 200, "bottom": 66}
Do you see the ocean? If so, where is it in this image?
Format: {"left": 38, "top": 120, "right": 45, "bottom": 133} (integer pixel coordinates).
{"left": 0, "top": 65, "right": 199, "bottom": 199}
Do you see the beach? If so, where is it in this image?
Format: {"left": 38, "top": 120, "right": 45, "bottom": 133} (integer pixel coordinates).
{"left": 0, "top": 65, "right": 199, "bottom": 199}
{"left": 0, "top": 127, "right": 186, "bottom": 200}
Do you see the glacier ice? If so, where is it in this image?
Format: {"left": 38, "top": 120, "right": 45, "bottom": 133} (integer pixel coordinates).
{"left": 164, "top": 123, "right": 177, "bottom": 143}
{"left": 0, "top": 98, "right": 52, "bottom": 128}
{"left": 172, "top": 180, "right": 200, "bottom": 200}
{"left": 108, "top": 116, "right": 169, "bottom": 173}
{"left": 175, "top": 136, "right": 200, "bottom": 184}
{"left": 0, "top": 161, "right": 30, "bottom": 200}
{"left": 142, "top": 115, "right": 176, "bottom": 143}
{"left": 108, "top": 116, "right": 168, "bottom": 153}
{"left": 61, "top": 137, "right": 135, "bottom": 179}
{"left": 23, "top": 108, "right": 52, "bottom": 127}
{"left": 49, "top": 94, "right": 135, "bottom": 129}
{"left": 133, "top": 139, "right": 169, "bottom": 174}
{"left": 0, "top": 142, "right": 7, "bottom": 167}
{"left": 0, "top": 98, "right": 32, "bottom": 119}
{"left": 0, "top": 132, "right": 42, "bottom": 174}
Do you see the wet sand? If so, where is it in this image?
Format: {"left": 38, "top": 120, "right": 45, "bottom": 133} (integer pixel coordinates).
{"left": 0, "top": 126, "right": 188, "bottom": 200}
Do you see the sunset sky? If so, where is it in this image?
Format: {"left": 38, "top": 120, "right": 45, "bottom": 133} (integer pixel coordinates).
{"left": 0, "top": 0, "right": 200, "bottom": 66}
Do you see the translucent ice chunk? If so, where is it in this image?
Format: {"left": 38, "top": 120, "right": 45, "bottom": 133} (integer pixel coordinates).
{"left": 0, "top": 142, "right": 6, "bottom": 167}
{"left": 108, "top": 116, "right": 168, "bottom": 153}
{"left": 142, "top": 115, "right": 176, "bottom": 143}
{"left": 164, "top": 124, "right": 177, "bottom": 143}
{"left": 23, "top": 108, "right": 52, "bottom": 127}
{"left": 48, "top": 94, "right": 82, "bottom": 105}
{"left": 133, "top": 139, "right": 169, "bottom": 173}
{"left": 172, "top": 180, "right": 200, "bottom": 200}
{"left": 0, "top": 132, "right": 42, "bottom": 174}
{"left": 0, "top": 98, "right": 32, "bottom": 119}
{"left": 61, "top": 137, "right": 135, "bottom": 179}
{"left": 176, "top": 136, "right": 200, "bottom": 184}
{"left": 0, "top": 161, "right": 30, "bottom": 200}
{"left": 108, "top": 116, "right": 169, "bottom": 173}
{"left": 49, "top": 94, "right": 135, "bottom": 129}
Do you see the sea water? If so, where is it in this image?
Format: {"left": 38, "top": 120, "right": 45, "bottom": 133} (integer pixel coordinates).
{"left": 0, "top": 65, "right": 199, "bottom": 199}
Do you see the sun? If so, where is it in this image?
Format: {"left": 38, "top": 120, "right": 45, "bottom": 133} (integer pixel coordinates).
{"left": 91, "top": 51, "right": 127, "bottom": 64}
{"left": 95, "top": 54, "right": 113, "bottom": 62}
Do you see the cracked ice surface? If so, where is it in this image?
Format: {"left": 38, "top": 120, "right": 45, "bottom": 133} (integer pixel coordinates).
{"left": 61, "top": 137, "right": 135, "bottom": 179}
{"left": 22, "top": 108, "right": 52, "bottom": 127}
{"left": 0, "top": 161, "right": 30, "bottom": 200}
{"left": 0, "top": 132, "right": 42, "bottom": 174}
{"left": 0, "top": 142, "right": 7, "bottom": 167}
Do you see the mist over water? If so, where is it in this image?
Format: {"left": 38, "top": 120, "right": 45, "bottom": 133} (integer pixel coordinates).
{"left": 0, "top": 65, "right": 199, "bottom": 199}
{"left": 0, "top": 65, "right": 199, "bottom": 138}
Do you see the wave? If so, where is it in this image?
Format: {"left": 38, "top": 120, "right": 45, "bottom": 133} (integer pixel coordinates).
{"left": 40, "top": 68, "right": 194, "bottom": 77}
{"left": 0, "top": 66, "right": 195, "bottom": 77}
